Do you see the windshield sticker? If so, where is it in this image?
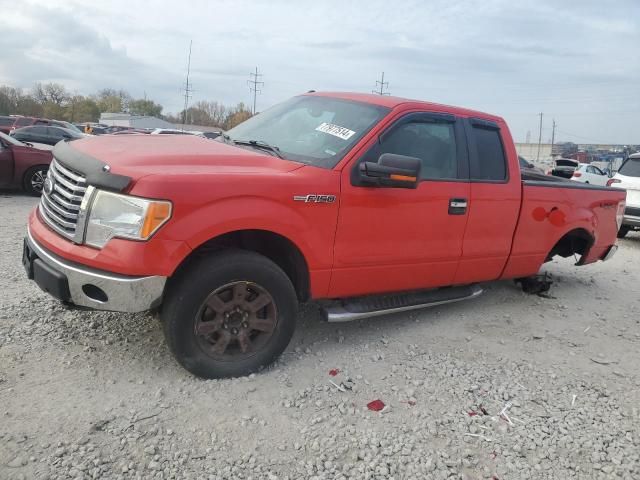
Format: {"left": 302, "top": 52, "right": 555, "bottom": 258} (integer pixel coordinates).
{"left": 315, "top": 122, "right": 356, "bottom": 140}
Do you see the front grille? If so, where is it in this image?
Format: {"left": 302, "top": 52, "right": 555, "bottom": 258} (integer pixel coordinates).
{"left": 39, "top": 158, "right": 87, "bottom": 240}
{"left": 625, "top": 206, "right": 640, "bottom": 217}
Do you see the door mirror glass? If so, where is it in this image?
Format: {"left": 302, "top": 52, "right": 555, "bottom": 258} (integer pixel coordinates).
{"left": 359, "top": 153, "right": 421, "bottom": 188}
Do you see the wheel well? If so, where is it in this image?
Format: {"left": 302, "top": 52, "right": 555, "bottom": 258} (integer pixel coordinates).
{"left": 546, "top": 228, "right": 594, "bottom": 263}
{"left": 179, "top": 230, "right": 310, "bottom": 302}
{"left": 22, "top": 164, "right": 49, "bottom": 181}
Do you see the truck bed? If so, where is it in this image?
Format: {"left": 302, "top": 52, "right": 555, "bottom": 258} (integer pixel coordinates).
{"left": 501, "top": 175, "right": 625, "bottom": 279}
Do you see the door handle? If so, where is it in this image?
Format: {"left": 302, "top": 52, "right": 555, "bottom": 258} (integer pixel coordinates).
{"left": 448, "top": 198, "right": 467, "bottom": 215}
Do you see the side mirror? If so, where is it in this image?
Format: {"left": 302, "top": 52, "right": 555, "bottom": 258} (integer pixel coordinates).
{"left": 359, "top": 153, "right": 421, "bottom": 189}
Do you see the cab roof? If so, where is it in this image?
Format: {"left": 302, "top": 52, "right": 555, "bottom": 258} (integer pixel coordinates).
{"left": 305, "top": 91, "right": 503, "bottom": 123}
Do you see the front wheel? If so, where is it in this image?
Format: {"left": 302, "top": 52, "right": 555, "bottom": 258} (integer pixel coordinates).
{"left": 23, "top": 165, "right": 48, "bottom": 196}
{"left": 161, "top": 250, "right": 298, "bottom": 378}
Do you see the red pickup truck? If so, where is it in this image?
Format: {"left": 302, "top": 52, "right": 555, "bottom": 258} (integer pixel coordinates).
{"left": 23, "top": 92, "right": 626, "bottom": 378}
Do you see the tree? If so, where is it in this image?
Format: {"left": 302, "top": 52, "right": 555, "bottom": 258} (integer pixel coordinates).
{"left": 67, "top": 96, "right": 100, "bottom": 123}
{"left": 224, "top": 102, "right": 253, "bottom": 129}
{"left": 32, "top": 82, "right": 69, "bottom": 106}
{"left": 94, "top": 88, "right": 132, "bottom": 113}
{"left": 128, "top": 99, "right": 163, "bottom": 117}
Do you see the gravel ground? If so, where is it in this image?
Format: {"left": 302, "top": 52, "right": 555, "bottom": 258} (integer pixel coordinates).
{"left": 1, "top": 193, "right": 639, "bottom": 480}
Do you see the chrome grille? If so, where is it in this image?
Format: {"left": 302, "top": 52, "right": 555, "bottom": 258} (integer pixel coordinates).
{"left": 39, "top": 158, "right": 88, "bottom": 241}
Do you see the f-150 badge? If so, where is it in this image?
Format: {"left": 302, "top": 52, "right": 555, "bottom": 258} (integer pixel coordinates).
{"left": 293, "top": 194, "right": 336, "bottom": 203}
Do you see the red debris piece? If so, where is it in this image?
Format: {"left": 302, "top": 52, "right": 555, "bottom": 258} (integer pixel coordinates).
{"left": 492, "top": 476, "right": 500, "bottom": 480}
{"left": 468, "top": 411, "right": 478, "bottom": 417}
{"left": 407, "top": 400, "right": 416, "bottom": 406}
{"left": 367, "top": 400, "right": 385, "bottom": 412}
{"left": 490, "top": 451, "right": 498, "bottom": 460}
{"left": 328, "top": 369, "right": 340, "bottom": 377}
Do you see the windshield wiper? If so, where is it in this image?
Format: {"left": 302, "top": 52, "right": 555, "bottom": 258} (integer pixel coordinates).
{"left": 233, "top": 139, "right": 285, "bottom": 159}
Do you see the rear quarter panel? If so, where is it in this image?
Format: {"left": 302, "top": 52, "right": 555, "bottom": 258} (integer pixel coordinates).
{"left": 10, "top": 146, "right": 53, "bottom": 186}
{"left": 501, "top": 183, "right": 625, "bottom": 279}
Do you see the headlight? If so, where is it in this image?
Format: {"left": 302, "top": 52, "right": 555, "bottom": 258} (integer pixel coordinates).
{"left": 85, "top": 190, "right": 172, "bottom": 248}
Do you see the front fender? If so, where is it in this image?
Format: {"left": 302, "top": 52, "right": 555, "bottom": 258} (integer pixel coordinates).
{"left": 157, "top": 194, "right": 338, "bottom": 274}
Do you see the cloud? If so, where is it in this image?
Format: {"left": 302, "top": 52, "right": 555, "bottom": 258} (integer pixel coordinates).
{"left": 0, "top": 0, "right": 638, "bottom": 143}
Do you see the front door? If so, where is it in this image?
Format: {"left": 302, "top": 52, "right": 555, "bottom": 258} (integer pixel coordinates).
{"left": 330, "top": 112, "right": 470, "bottom": 298}
{"left": 0, "top": 142, "right": 14, "bottom": 186}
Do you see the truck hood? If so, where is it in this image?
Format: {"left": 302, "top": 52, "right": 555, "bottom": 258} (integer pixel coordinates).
{"left": 56, "top": 135, "right": 304, "bottom": 188}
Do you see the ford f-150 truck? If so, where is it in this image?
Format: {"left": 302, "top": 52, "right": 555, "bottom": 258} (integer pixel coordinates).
{"left": 23, "top": 92, "right": 626, "bottom": 378}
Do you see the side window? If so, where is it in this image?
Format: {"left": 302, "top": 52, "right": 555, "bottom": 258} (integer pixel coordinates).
{"left": 31, "top": 126, "right": 46, "bottom": 134}
{"left": 470, "top": 125, "right": 507, "bottom": 181}
{"left": 364, "top": 121, "right": 458, "bottom": 180}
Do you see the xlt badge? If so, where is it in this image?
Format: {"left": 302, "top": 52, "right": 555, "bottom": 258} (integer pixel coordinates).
{"left": 293, "top": 194, "right": 336, "bottom": 203}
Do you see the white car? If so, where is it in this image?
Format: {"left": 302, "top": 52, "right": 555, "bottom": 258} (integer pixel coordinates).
{"left": 608, "top": 152, "right": 640, "bottom": 238}
{"left": 150, "top": 128, "right": 203, "bottom": 136}
{"left": 570, "top": 163, "right": 609, "bottom": 186}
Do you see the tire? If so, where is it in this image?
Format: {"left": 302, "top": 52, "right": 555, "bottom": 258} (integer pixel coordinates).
{"left": 161, "top": 250, "right": 298, "bottom": 378}
{"left": 617, "top": 226, "right": 631, "bottom": 239}
{"left": 23, "top": 165, "right": 49, "bottom": 196}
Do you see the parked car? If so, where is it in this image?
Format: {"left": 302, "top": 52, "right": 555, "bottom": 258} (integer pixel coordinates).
{"left": 23, "top": 92, "right": 625, "bottom": 379}
{"left": 11, "top": 125, "right": 85, "bottom": 145}
{"left": 518, "top": 156, "right": 545, "bottom": 176}
{"left": 570, "top": 163, "right": 609, "bottom": 186}
{"left": 201, "top": 131, "right": 223, "bottom": 140}
{"left": 50, "top": 120, "right": 83, "bottom": 134}
{"left": 150, "top": 128, "right": 202, "bottom": 135}
{"left": 0, "top": 116, "right": 15, "bottom": 134}
{"left": 548, "top": 158, "right": 579, "bottom": 179}
{"left": 0, "top": 115, "right": 49, "bottom": 134}
{"left": 0, "top": 131, "right": 53, "bottom": 195}
{"left": 607, "top": 152, "right": 640, "bottom": 238}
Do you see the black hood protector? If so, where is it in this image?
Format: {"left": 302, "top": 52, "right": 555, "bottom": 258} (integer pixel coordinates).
{"left": 53, "top": 141, "right": 131, "bottom": 192}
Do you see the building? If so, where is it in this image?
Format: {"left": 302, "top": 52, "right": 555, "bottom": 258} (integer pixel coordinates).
{"left": 99, "top": 113, "right": 175, "bottom": 129}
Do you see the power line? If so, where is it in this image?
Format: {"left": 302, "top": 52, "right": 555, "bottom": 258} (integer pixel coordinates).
{"left": 248, "top": 67, "right": 264, "bottom": 115}
{"left": 372, "top": 72, "right": 390, "bottom": 96}
{"left": 181, "top": 40, "right": 193, "bottom": 128}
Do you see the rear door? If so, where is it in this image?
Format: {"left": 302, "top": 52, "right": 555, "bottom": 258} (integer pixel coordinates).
{"left": 331, "top": 112, "right": 471, "bottom": 298}
{"left": 454, "top": 118, "right": 521, "bottom": 284}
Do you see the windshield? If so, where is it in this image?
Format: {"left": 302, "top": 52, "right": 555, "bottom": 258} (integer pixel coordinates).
{"left": 618, "top": 157, "right": 640, "bottom": 177}
{"left": 0, "top": 131, "right": 25, "bottom": 146}
{"left": 221, "top": 95, "right": 389, "bottom": 168}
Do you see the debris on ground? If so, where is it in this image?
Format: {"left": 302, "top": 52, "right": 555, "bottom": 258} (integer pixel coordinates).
{"left": 366, "top": 399, "right": 385, "bottom": 412}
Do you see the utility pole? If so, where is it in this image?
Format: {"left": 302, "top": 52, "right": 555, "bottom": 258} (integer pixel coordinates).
{"left": 181, "top": 40, "right": 193, "bottom": 129}
{"left": 248, "top": 67, "right": 264, "bottom": 115}
{"left": 536, "top": 112, "right": 543, "bottom": 161}
{"left": 372, "top": 72, "right": 390, "bottom": 95}
{"left": 550, "top": 119, "right": 556, "bottom": 158}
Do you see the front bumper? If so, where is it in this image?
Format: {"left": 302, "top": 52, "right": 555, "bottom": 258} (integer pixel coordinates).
{"left": 24, "top": 227, "right": 166, "bottom": 313}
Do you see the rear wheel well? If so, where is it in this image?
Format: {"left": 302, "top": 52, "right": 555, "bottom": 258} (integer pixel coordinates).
{"left": 546, "top": 228, "right": 594, "bottom": 263}
{"left": 176, "top": 230, "right": 310, "bottom": 302}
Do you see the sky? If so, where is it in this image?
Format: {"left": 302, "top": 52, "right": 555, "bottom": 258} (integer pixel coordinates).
{"left": 1, "top": 0, "right": 638, "bottom": 144}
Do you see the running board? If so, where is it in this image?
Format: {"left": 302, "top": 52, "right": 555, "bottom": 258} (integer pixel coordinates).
{"left": 323, "top": 285, "right": 483, "bottom": 322}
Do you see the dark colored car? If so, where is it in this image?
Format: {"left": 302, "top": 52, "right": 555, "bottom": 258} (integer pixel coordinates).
{"left": 201, "top": 131, "right": 222, "bottom": 139}
{"left": 0, "top": 131, "right": 53, "bottom": 195}
{"left": 11, "top": 125, "right": 85, "bottom": 146}
{"left": 518, "top": 156, "right": 545, "bottom": 176}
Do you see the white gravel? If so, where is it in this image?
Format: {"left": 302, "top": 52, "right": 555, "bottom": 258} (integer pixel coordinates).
{"left": 1, "top": 193, "right": 639, "bottom": 480}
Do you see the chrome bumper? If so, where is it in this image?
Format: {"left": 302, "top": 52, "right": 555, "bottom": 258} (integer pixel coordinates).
{"left": 25, "top": 228, "right": 166, "bottom": 313}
